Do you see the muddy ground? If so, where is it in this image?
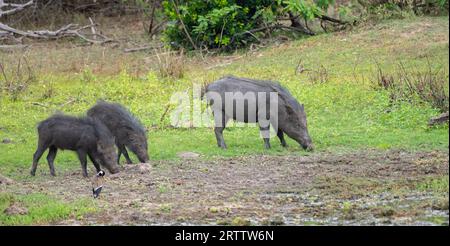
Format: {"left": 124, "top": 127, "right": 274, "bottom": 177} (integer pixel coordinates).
{"left": 2, "top": 150, "right": 449, "bottom": 225}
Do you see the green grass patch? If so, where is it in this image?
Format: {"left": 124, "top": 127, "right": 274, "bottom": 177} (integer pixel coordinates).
{"left": 416, "top": 176, "right": 449, "bottom": 193}
{"left": 0, "top": 193, "right": 96, "bottom": 225}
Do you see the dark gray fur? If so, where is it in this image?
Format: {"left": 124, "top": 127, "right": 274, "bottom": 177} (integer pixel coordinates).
{"left": 30, "top": 114, "right": 120, "bottom": 177}
{"left": 87, "top": 101, "right": 149, "bottom": 164}
{"left": 205, "top": 76, "right": 313, "bottom": 150}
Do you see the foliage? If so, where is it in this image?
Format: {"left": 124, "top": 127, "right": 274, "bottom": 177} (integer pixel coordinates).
{"left": 162, "top": 0, "right": 275, "bottom": 50}
{"left": 162, "top": 0, "right": 336, "bottom": 50}
{"left": 280, "top": 0, "right": 335, "bottom": 20}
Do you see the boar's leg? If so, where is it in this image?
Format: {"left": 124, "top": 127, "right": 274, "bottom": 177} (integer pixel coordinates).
{"left": 31, "top": 140, "right": 49, "bottom": 176}
{"left": 258, "top": 118, "right": 271, "bottom": 149}
{"left": 214, "top": 114, "right": 229, "bottom": 149}
{"left": 117, "top": 145, "right": 133, "bottom": 164}
{"left": 46, "top": 146, "right": 57, "bottom": 176}
{"left": 214, "top": 127, "right": 227, "bottom": 149}
{"left": 88, "top": 152, "right": 101, "bottom": 173}
{"left": 120, "top": 146, "right": 133, "bottom": 164}
{"left": 259, "top": 126, "right": 271, "bottom": 149}
{"left": 116, "top": 145, "right": 122, "bottom": 164}
{"left": 76, "top": 150, "right": 89, "bottom": 178}
{"left": 277, "top": 130, "right": 288, "bottom": 147}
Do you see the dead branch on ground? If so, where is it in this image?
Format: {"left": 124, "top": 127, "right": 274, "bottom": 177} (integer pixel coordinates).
{"left": 0, "top": 1, "right": 113, "bottom": 44}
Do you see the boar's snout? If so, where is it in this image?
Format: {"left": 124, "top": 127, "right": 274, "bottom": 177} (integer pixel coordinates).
{"left": 305, "top": 143, "right": 314, "bottom": 152}
{"left": 299, "top": 136, "right": 314, "bottom": 152}
{"left": 108, "top": 166, "right": 120, "bottom": 174}
{"left": 138, "top": 153, "right": 150, "bottom": 163}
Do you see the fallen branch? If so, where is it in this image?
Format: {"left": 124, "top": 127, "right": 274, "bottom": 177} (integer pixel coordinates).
{"left": 0, "top": 0, "right": 33, "bottom": 18}
{"left": 279, "top": 24, "right": 315, "bottom": 36}
{"left": 231, "top": 23, "right": 315, "bottom": 45}
{"left": 0, "top": 1, "right": 113, "bottom": 44}
{"left": 159, "top": 104, "right": 172, "bottom": 125}
{"left": 0, "top": 22, "right": 113, "bottom": 44}
{"left": 59, "top": 98, "right": 77, "bottom": 108}
{"left": 124, "top": 44, "right": 164, "bottom": 53}
{"left": 317, "top": 14, "right": 348, "bottom": 25}
{"left": 89, "top": 17, "right": 98, "bottom": 41}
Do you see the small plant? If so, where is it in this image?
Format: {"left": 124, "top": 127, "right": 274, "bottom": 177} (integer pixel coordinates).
{"left": 41, "top": 82, "right": 55, "bottom": 99}
{"left": 157, "top": 183, "right": 170, "bottom": 193}
{"left": 154, "top": 47, "right": 185, "bottom": 79}
{"left": 307, "top": 65, "right": 329, "bottom": 84}
{"left": 159, "top": 203, "right": 172, "bottom": 213}
{"left": 231, "top": 216, "right": 251, "bottom": 226}
{"left": 0, "top": 56, "right": 36, "bottom": 101}
{"left": 342, "top": 201, "right": 356, "bottom": 220}
{"left": 81, "top": 68, "right": 97, "bottom": 83}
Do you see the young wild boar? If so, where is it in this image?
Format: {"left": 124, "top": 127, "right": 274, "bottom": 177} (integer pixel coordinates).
{"left": 30, "top": 114, "right": 120, "bottom": 177}
{"left": 87, "top": 101, "right": 149, "bottom": 164}
{"left": 204, "top": 76, "right": 314, "bottom": 151}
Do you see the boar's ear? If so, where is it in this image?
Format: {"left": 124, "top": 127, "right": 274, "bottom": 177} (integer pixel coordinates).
{"left": 285, "top": 103, "right": 296, "bottom": 116}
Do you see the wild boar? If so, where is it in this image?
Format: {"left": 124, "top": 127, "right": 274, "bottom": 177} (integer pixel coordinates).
{"left": 87, "top": 101, "right": 149, "bottom": 164}
{"left": 30, "top": 114, "right": 120, "bottom": 177}
{"left": 204, "top": 76, "right": 313, "bottom": 150}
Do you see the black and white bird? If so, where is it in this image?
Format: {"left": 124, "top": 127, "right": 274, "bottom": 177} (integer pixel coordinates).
{"left": 91, "top": 170, "right": 105, "bottom": 198}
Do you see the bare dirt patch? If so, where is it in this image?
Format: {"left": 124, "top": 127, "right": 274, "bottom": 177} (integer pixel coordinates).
{"left": 2, "top": 150, "right": 449, "bottom": 225}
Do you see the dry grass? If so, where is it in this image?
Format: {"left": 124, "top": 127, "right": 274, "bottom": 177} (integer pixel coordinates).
{"left": 0, "top": 15, "right": 163, "bottom": 77}
{"left": 154, "top": 47, "right": 186, "bottom": 79}
{"left": 0, "top": 54, "right": 36, "bottom": 101}
{"left": 373, "top": 60, "right": 449, "bottom": 112}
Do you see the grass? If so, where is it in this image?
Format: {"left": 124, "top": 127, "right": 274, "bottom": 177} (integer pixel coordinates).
{"left": 0, "top": 193, "right": 96, "bottom": 225}
{"left": 0, "top": 16, "right": 448, "bottom": 177}
{"left": 416, "top": 176, "right": 449, "bottom": 193}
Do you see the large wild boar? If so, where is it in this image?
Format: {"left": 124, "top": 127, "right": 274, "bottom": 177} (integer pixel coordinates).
{"left": 204, "top": 76, "right": 314, "bottom": 150}
{"left": 87, "top": 101, "right": 149, "bottom": 164}
{"left": 30, "top": 114, "right": 120, "bottom": 177}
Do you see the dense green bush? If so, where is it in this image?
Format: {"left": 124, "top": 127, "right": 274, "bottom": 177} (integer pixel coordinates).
{"left": 162, "top": 0, "right": 336, "bottom": 50}
{"left": 163, "top": 0, "right": 278, "bottom": 50}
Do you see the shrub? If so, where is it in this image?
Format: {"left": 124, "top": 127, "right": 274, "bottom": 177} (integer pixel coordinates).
{"left": 0, "top": 56, "right": 36, "bottom": 101}
{"left": 373, "top": 61, "right": 449, "bottom": 113}
{"left": 162, "top": 0, "right": 336, "bottom": 50}
{"left": 154, "top": 47, "right": 186, "bottom": 79}
{"left": 163, "top": 0, "right": 277, "bottom": 50}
